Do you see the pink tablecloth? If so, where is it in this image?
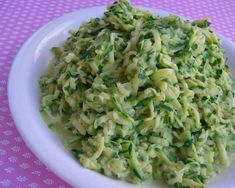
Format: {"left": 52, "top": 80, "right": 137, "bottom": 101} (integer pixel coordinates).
{"left": 0, "top": 0, "right": 234, "bottom": 187}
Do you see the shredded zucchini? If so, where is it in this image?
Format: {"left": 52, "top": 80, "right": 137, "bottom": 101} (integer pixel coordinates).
{"left": 39, "top": 0, "right": 235, "bottom": 187}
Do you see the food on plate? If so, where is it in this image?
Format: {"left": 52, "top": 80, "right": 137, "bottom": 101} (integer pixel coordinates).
{"left": 39, "top": 0, "right": 235, "bottom": 187}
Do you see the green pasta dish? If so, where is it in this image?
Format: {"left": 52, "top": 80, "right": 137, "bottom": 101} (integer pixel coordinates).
{"left": 39, "top": 0, "right": 235, "bottom": 187}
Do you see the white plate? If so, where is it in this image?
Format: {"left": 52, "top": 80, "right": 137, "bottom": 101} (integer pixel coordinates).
{"left": 8, "top": 6, "right": 235, "bottom": 188}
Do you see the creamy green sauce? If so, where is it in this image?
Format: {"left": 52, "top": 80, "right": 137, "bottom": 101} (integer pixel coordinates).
{"left": 39, "top": 0, "right": 235, "bottom": 187}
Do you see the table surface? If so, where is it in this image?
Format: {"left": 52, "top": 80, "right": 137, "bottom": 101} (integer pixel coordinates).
{"left": 0, "top": 0, "right": 235, "bottom": 187}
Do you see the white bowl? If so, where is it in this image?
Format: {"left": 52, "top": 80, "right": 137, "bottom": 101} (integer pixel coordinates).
{"left": 8, "top": 6, "right": 235, "bottom": 188}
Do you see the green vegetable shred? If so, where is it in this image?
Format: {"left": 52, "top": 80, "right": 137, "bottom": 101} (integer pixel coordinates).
{"left": 39, "top": 0, "right": 235, "bottom": 187}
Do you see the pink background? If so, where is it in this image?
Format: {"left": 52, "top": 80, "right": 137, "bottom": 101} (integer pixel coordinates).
{"left": 0, "top": 0, "right": 234, "bottom": 187}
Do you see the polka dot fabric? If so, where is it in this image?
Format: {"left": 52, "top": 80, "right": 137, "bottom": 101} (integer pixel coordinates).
{"left": 0, "top": 0, "right": 234, "bottom": 187}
